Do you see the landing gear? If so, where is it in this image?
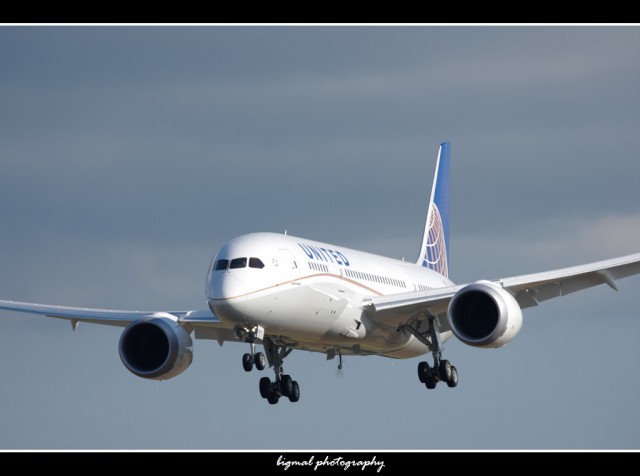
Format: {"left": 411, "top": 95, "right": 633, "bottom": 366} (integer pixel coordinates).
{"left": 241, "top": 350, "right": 266, "bottom": 372}
{"left": 439, "top": 359, "right": 452, "bottom": 382}
{"left": 238, "top": 326, "right": 266, "bottom": 372}
{"left": 258, "top": 337, "right": 301, "bottom": 404}
{"left": 255, "top": 351, "right": 266, "bottom": 370}
{"left": 241, "top": 351, "right": 267, "bottom": 372}
{"left": 259, "top": 377, "right": 271, "bottom": 398}
{"left": 242, "top": 353, "right": 253, "bottom": 372}
{"left": 259, "top": 372, "right": 301, "bottom": 404}
{"left": 289, "top": 381, "right": 300, "bottom": 402}
{"left": 419, "top": 363, "right": 457, "bottom": 389}
{"left": 280, "top": 374, "right": 293, "bottom": 396}
{"left": 404, "top": 315, "right": 459, "bottom": 390}
{"left": 417, "top": 361, "right": 429, "bottom": 383}
{"left": 447, "top": 366, "right": 458, "bottom": 388}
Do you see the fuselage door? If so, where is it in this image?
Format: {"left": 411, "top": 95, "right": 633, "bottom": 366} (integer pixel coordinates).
{"left": 279, "top": 248, "right": 300, "bottom": 283}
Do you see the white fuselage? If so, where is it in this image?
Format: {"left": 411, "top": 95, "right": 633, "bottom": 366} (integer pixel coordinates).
{"left": 206, "top": 232, "right": 454, "bottom": 358}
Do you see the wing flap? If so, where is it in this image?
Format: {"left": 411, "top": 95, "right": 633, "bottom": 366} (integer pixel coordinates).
{"left": 193, "top": 326, "right": 242, "bottom": 345}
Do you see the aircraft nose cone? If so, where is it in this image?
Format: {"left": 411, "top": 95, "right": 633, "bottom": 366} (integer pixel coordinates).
{"left": 209, "top": 273, "right": 247, "bottom": 301}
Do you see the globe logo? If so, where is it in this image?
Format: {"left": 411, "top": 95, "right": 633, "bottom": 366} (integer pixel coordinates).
{"left": 423, "top": 202, "right": 448, "bottom": 278}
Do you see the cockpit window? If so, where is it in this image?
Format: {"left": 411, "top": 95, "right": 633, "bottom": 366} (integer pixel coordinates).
{"left": 220, "top": 257, "right": 262, "bottom": 270}
{"left": 229, "top": 257, "right": 247, "bottom": 269}
{"left": 214, "top": 259, "right": 229, "bottom": 271}
{"left": 249, "top": 257, "right": 265, "bottom": 269}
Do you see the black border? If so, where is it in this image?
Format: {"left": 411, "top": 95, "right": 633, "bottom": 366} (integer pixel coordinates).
{"left": 3, "top": 451, "right": 637, "bottom": 469}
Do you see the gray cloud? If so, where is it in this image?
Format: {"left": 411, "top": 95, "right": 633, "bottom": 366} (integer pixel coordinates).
{"left": 0, "top": 25, "right": 639, "bottom": 449}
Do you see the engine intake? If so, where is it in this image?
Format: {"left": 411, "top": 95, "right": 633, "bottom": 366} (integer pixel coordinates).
{"left": 448, "top": 281, "right": 523, "bottom": 348}
{"left": 119, "top": 315, "right": 193, "bottom": 380}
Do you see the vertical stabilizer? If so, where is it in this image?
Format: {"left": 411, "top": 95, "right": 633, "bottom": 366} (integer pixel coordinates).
{"left": 416, "top": 142, "right": 450, "bottom": 277}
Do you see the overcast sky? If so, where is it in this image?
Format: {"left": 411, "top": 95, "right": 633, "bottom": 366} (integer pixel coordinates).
{"left": 0, "top": 25, "right": 639, "bottom": 450}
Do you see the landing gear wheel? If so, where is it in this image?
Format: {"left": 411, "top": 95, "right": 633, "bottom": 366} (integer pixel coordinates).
{"left": 403, "top": 317, "right": 460, "bottom": 392}
{"left": 280, "top": 374, "right": 293, "bottom": 397}
{"left": 255, "top": 352, "right": 266, "bottom": 371}
{"left": 259, "top": 377, "right": 272, "bottom": 398}
{"left": 447, "top": 366, "right": 458, "bottom": 388}
{"left": 261, "top": 338, "right": 300, "bottom": 404}
{"left": 289, "top": 381, "right": 300, "bottom": 403}
{"left": 417, "top": 361, "right": 429, "bottom": 383}
{"left": 439, "top": 359, "right": 452, "bottom": 382}
{"left": 242, "top": 353, "right": 254, "bottom": 372}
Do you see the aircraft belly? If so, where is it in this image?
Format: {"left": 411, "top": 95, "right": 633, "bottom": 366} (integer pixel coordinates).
{"left": 252, "top": 285, "right": 345, "bottom": 338}
{"left": 211, "top": 282, "right": 453, "bottom": 359}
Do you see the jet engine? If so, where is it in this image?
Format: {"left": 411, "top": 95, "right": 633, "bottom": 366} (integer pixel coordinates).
{"left": 448, "top": 281, "right": 523, "bottom": 348}
{"left": 118, "top": 314, "right": 193, "bottom": 380}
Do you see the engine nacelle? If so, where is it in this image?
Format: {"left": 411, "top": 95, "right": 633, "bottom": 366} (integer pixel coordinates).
{"left": 448, "top": 281, "right": 523, "bottom": 348}
{"left": 119, "top": 314, "right": 193, "bottom": 380}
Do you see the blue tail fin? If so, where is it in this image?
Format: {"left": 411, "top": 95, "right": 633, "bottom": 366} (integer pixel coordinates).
{"left": 416, "top": 142, "right": 450, "bottom": 278}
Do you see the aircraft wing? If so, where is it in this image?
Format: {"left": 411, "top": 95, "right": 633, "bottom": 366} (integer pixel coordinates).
{"left": 0, "top": 299, "right": 238, "bottom": 343}
{"left": 364, "top": 252, "right": 640, "bottom": 330}
{"left": 495, "top": 252, "right": 640, "bottom": 308}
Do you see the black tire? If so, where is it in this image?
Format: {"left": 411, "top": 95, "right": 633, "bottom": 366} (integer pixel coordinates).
{"left": 425, "top": 377, "right": 437, "bottom": 390}
{"left": 447, "top": 366, "right": 458, "bottom": 388}
{"left": 280, "top": 374, "right": 293, "bottom": 397}
{"left": 439, "top": 359, "right": 452, "bottom": 381}
{"left": 267, "top": 394, "right": 279, "bottom": 405}
{"left": 259, "top": 377, "right": 272, "bottom": 398}
{"left": 242, "top": 353, "right": 253, "bottom": 372}
{"left": 255, "top": 352, "right": 266, "bottom": 371}
{"left": 289, "top": 381, "right": 300, "bottom": 403}
{"left": 417, "top": 361, "right": 430, "bottom": 383}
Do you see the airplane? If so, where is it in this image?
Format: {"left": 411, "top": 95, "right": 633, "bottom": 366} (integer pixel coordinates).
{"left": 2, "top": 142, "right": 640, "bottom": 405}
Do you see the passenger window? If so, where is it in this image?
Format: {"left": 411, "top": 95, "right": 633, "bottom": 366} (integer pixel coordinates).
{"left": 214, "top": 259, "right": 229, "bottom": 271}
{"left": 249, "top": 257, "right": 265, "bottom": 269}
{"left": 229, "top": 257, "right": 247, "bottom": 269}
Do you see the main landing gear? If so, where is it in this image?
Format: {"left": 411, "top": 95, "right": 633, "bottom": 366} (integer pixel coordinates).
{"left": 403, "top": 316, "right": 458, "bottom": 390}
{"left": 258, "top": 337, "right": 300, "bottom": 405}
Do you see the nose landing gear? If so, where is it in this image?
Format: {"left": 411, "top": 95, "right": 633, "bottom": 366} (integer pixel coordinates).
{"left": 237, "top": 325, "right": 267, "bottom": 372}
{"left": 242, "top": 350, "right": 266, "bottom": 371}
